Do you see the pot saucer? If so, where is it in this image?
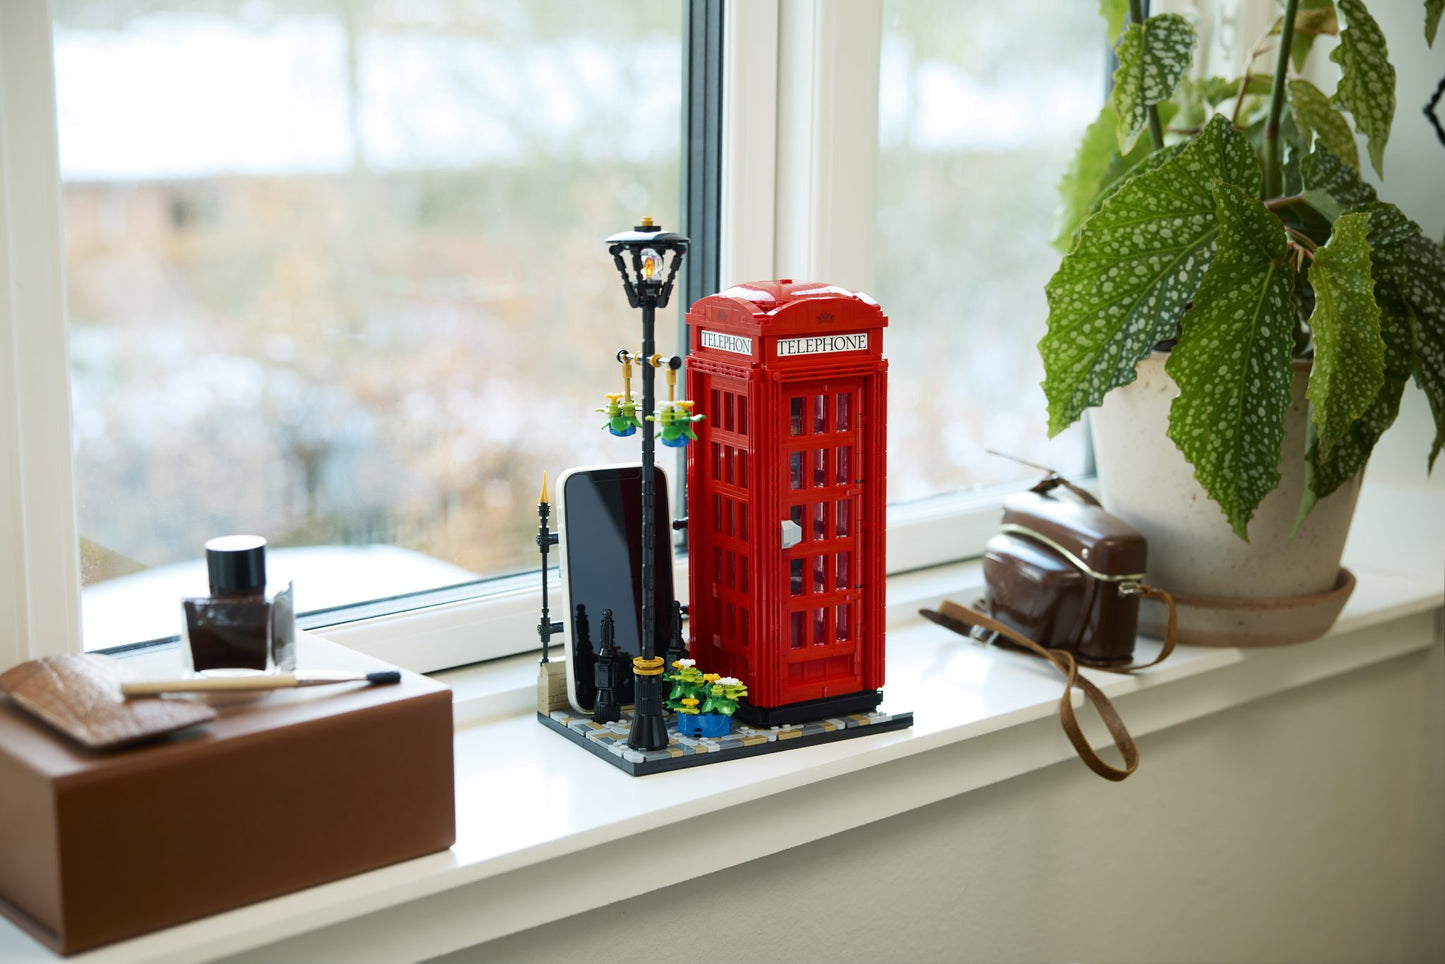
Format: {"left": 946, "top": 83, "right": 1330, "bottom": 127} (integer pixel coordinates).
{"left": 1139, "top": 567, "right": 1356, "bottom": 648}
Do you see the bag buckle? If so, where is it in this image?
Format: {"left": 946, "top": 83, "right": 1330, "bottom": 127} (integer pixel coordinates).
{"left": 968, "top": 625, "right": 998, "bottom": 646}
{"left": 967, "top": 598, "right": 998, "bottom": 646}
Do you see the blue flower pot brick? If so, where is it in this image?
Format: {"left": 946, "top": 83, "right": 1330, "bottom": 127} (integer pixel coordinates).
{"left": 676, "top": 712, "right": 731, "bottom": 738}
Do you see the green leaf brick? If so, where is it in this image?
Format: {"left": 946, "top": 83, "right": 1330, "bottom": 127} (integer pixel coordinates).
{"left": 1305, "top": 211, "right": 1384, "bottom": 458}
{"left": 1041, "top": 115, "right": 1260, "bottom": 436}
{"left": 1112, "top": 14, "right": 1196, "bottom": 154}
{"left": 1330, "top": 0, "right": 1396, "bottom": 177}
{"left": 1300, "top": 143, "right": 1377, "bottom": 208}
{"left": 1289, "top": 78, "right": 1359, "bottom": 171}
{"left": 1428, "top": 0, "right": 1443, "bottom": 47}
{"left": 1165, "top": 180, "right": 1296, "bottom": 540}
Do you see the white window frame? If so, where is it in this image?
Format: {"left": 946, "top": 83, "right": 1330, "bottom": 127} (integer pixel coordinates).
{"left": 3, "top": 0, "right": 1037, "bottom": 673}
{"left": 1, "top": 0, "right": 83, "bottom": 670}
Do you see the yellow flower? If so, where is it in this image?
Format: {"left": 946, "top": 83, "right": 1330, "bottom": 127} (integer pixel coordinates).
{"left": 681, "top": 697, "right": 699, "bottom": 707}
{"left": 703, "top": 673, "right": 721, "bottom": 682}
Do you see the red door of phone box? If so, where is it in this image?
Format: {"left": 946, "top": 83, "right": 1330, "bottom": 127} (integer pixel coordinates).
{"left": 685, "top": 281, "right": 888, "bottom": 727}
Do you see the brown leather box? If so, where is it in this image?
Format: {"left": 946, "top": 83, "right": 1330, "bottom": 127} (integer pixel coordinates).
{"left": 0, "top": 639, "right": 455, "bottom": 955}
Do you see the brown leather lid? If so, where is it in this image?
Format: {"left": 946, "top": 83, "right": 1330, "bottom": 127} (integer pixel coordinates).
{"left": 1001, "top": 490, "right": 1147, "bottom": 576}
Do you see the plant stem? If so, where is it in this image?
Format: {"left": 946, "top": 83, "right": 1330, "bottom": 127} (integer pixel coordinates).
{"left": 1286, "top": 226, "right": 1318, "bottom": 254}
{"left": 1263, "top": 0, "right": 1299, "bottom": 199}
{"left": 1264, "top": 193, "right": 1307, "bottom": 211}
{"left": 1230, "top": 23, "right": 1280, "bottom": 125}
{"left": 1128, "top": 0, "right": 1165, "bottom": 152}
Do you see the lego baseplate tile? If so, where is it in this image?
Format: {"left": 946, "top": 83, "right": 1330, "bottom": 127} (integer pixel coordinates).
{"left": 537, "top": 705, "right": 914, "bottom": 776}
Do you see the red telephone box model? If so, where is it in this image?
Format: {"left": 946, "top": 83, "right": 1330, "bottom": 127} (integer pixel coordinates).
{"left": 686, "top": 281, "right": 888, "bottom": 727}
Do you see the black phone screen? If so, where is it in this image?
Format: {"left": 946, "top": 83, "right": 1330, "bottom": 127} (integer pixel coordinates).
{"left": 558, "top": 464, "right": 674, "bottom": 712}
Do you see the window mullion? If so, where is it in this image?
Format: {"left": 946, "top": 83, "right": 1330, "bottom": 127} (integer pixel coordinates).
{"left": 0, "top": 0, "right": 83, "bottom": 665}
{"left": 772, "top": 0, "right": 882, "bottom": 289}
{"left": 720, "top": 0, "right": 779, "bottom": 287}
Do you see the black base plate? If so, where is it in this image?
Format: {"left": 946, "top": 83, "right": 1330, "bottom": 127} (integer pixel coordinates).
{"left": 538, "top": 702, "right": 913, "bottom": 777}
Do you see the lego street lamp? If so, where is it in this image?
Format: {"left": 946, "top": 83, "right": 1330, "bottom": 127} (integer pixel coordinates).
{"left": 604, "top": 217, "right": 689, "bottom": 751}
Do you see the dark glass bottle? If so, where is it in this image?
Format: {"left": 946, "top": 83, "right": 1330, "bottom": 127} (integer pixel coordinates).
{"left": 182, "top": 535, "right": 296, "bottom": 673}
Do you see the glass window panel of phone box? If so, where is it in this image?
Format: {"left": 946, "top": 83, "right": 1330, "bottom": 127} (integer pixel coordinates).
{"left": 52, "top": 1, "right": 683, "bottom": 649}
{"left": 875, "top": 0, "right": 1098, "bottom": 499}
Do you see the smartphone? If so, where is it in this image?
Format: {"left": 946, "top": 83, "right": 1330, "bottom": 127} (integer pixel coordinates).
{"left": 555, "top": 463, "right": 675, "bottom": 714}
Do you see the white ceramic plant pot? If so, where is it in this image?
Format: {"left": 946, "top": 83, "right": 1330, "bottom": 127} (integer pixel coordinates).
{"left": 1089, "top": 352, "right": 1359, "bottom": 646}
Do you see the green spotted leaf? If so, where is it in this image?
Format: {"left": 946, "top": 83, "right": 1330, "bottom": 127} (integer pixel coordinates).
{"left": 1112, "top": 14, "right": 1196, "bottom": 154}
{"left": 1356, "top": 200, "right": 1426, "bottom": 293}
{"left": 1300, "top": 301, "right": 1409, "bottom": 522}
{"left": 1344, "top": 202, "right": 1445, "bottom": 471}
{"left": 1054, "top": 106, "right": 1183, "bottom": 253}
{"left": 1165, "top": 180, "right": 1296, "bottom": 540}
{"left": 1289, "top": 78, "right": 1359, "bottom": 171}
{"left": 1041, "top": 115, "right": 1260, "bottom": 436}
{"left": 1066, "top": 141, "right": 1188, "bottom": 254}
{"left": 1301, "top": 202, "right": 1423, "bottom": 517}
{"left": 1428, "top": 0, "right": 1443, "bottom": 47}
{"left": 1400, "top": 241, "right": 1445, "bottom": 470}
{"left": 1300, "top": 143, "right": 1377, "bottom": 208}
{"left": 1330, "top": 0, "right": 1396, "bottom": 177}
{"left": 1054, "top": 104, "right": 1124, "bottom": 252}
{"left": 1305, "top": 212, "right": 1383, "bottom": 458}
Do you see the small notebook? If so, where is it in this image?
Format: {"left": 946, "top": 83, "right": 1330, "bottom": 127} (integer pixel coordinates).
{"left": 0, "top": 653, "right": 215, "bottom": 750}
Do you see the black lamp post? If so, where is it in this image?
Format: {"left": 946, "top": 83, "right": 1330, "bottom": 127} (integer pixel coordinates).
{"left": 605, "top": 217, "right": 688, "bottom": 751}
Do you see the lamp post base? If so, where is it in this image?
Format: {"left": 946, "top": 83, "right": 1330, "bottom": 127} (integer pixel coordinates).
{"left": 627, "top": 662, "right": 669, "bottom": 751}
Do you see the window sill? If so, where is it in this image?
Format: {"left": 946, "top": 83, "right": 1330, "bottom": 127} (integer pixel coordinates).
{"left": 2, "top": 483, "right": 1441, "bottom": 964}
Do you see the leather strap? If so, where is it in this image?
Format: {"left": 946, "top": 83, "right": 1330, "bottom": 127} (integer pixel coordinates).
{"left": 931, "top": 599, "right": 1141, "bottom": 781}
{"left": 1028, "top": 473, "right": 1101, "bottom": 507}
{"left": 1117, "top": 584, "right": 1177, "bottom": 671}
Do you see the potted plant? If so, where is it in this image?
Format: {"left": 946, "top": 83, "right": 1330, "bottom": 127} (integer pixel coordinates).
{"left": 664, "top": 659, "right": 748, "bottom": 738}
{"left": 1040, "top": 0, "right": 1443, "bottom": 644}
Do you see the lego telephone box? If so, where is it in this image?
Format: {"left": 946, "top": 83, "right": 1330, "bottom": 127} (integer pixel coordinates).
{"left": 685, "top": 281, "right": 888, "bottom": 726}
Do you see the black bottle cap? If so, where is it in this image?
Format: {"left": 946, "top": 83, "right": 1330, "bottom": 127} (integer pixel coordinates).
{"left": 204, "top": 534, "right": 267, "bottom": 594}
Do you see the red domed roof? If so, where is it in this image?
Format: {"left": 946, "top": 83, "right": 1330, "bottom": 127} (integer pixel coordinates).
{"left": 713, "top": 280, "right": 879, "bottom": 315}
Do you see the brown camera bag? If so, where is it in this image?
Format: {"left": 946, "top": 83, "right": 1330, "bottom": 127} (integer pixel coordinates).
{"left": 923, "top": 475, "right": 1177, "bottom": 781}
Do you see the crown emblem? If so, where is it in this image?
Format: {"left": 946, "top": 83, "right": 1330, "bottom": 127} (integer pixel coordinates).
{"left": 817, "top": 311, "right": 835, "bottom": 324}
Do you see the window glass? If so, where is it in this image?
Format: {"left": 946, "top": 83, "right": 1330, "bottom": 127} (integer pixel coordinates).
{"left": 52, "top": 1, "right": 683, "bottom": 649}
{"left": 876, "top": 0, "right": 1098, "bottom": 500}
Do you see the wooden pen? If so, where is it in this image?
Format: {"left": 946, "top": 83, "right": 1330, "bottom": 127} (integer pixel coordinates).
{"left": 120, "top": 670, "right": 401, "bottom": 697}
